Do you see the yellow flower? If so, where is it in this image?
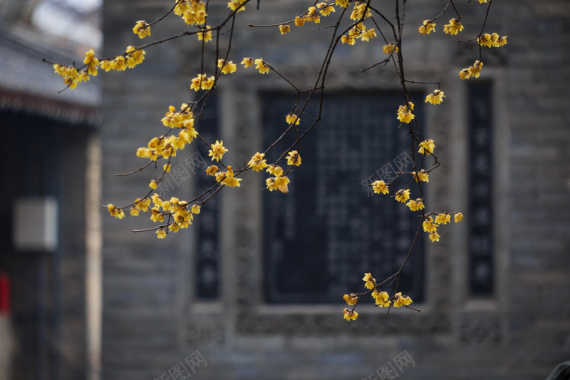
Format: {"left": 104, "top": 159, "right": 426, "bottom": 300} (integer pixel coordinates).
{"left": 435, "top": 213, "right": 451, "bottom": 225}
{"left": 265, "top": 177, "right": 276, "bottom": 191}
{"left": 156, "top": 229, "right": 166, "bottom": 239}
{"left": 496, "top": 36, "right": 508, "bottom": 47}
{"left": 285, "top": 113, "right": 300, "bottom": 125}
{"left": 191, "top": 204, "right": 201, "bottom": 214}
{"left": 429, "top": 231, "right": 440, "bottom": 242}
{"left": 83, "top": 49, "right": 96, "bottom": 65}
{"left": 149, "top": 179, "right": 158, "bottom": 189}
{"left": 383, "top": 43, "right": 398, "bottom": 54}
{"left": 395, "top": 189, "right": 410, "bottom": 203}
{"left": 418, "top": 20, "right": 436, "bottom": 35}
{"left": 206, "top": 165, "right": 219, "bottom": 176}
{"left": 64, "top": 76, "right": 78, "bottom": 89}
{"left": 454, "top": 212, "right": 463, "bottom": 223}
{"left": 217, "top": 59, "right": 237, "bottom": 74}
{"left": 168, "top": 222, "right": 181, "bottom": 233}
{"left": 412, "top": 169, "right": 429, "bottom": 182}
{"left": 248, "top": 152, "right": 268, "bottom": 172}
{"left": 129, "top": 207, "right": 139, "bottom": 217}
{"left": 151, "top": 194, "right": 162, "bottom": 207}
{"left": 477, "top": 33, "right": 494, "bottom": 47}
{"left": 341, "top": 35, "right": 356, "bottom": 45}
{"left": 459, "top": 68, "right": 471, "bottom": 80}
{"left": 406, "top": 198, "right": 425, "bottom": 211}
{"left": 227, "top": 0, "right": 246, "bottom": 12}
{"left": 274, "top": 175, "right": 290, "bottom": 193}
{"left": 362, "top": 272, "right": 376, "bottom": 290}
{"left": 294, "top": 16, "right": 305, "bottom": 27}
{"left": 221, "top": 166, "right": 242, "bottom": 188}
{"left": 241, "top": 57, "right": 254, "bottom": 68}
{"left": 418, "top": 139, "right": 435, "bottom": 155}
{"left": 350, "top": 2, "right": 371, "bottom": 20}
{"left": 343, "top": 308, "right": 358, "bottom": 321}
{"left": 135, "top": 198, "right": 151, "bottom": 212}
{"left": 136, "top": 148, "right": 148, "bottom": 158}
{"left": 124, "top": 46, "right": 145, "bottom": 69}
{"left": 425, "top": 89, "right": 445, "bottom": 105}
{"left": 107, "top": 204, "right": 125, "bottom": 219}
{"left": 279, "top": 24, "right": 290, "bottom": 34}
{"left": 254, "top": 58, "right": 270, "bottom": 74}
{"left": 163, "top": 164, "right": 171, "bottom": 172}
{"left": 286, "top": 150, "right": 302, "bottom": 166}
{"left": 371, "top": 180, "right": 389, "bottom": 195}
{"left": 443, "top": 18, "right": 464, "bottom": 35}
{"left": 422, "top": 217, "right": 437, "bottom": 233}
{"left": 336, "top": 0, "right": 349, "bottom": 7}
{"left": 190, "top": 73, "right": 215, "bottom": 91}
{"left": 318, "top": 4, "right": 335, "bottom": 16}
{"left": 393, "top": 292, "right": 413, "bottom": 307}
{"left": 372, "top": 290, "right": 391, "bottom": 307}
{"left": 343, "top": 293, "right": 358, "bottom": 306}
{"left": 209, "top": 140, "right": 228, "bottom": 161}
{"left": 267, "top": 165, "right": 284, "bottom": 177}
{"left": 133, "top": 20, "right": 151, "bottom": 38}
{"left": 197, "top": 26, "right": 212, "bottom": 42}
{"left": 397, "top": 102, "right": 415, "bottom": 123}
{"left": 468, "top": 60, "right": 483, "bottom": 78}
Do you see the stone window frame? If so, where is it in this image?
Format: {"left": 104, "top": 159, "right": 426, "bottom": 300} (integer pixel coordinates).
{"left": 184, "top": 59, "right": 508, "bottom": 343}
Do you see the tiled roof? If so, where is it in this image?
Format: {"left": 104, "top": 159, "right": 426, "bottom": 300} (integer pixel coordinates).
{"left": 0, "top": 24, "right": 101, "bottom": 125}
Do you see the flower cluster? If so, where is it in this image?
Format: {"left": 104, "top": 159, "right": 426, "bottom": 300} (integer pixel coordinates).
{"left": 418, "top": 19, "right": 436, "bottom": 35}
{"left": 411, "top": 169, "right": 429, "bottom": 182}
{"left": 106, "top": 194, "right": 201, "bottom": 239}
{"left": 425, "top": 89, "right": 445, "bottom": 105}
{"left": 218, "top": 59, "right": 237, "bottom": 74}
{"left": 350, "top": 2, "right": 371, "bottom": 20}
{"left": 422, "top": 212, "right": 463, "bottom": 242}
{"left": 254, "top": 58, "right": 270, "bottom": 74}
{"left": 136, "top": 103, "right": 198, "bottom": 162}
{"left": 396, "top": 102, "right": 415, "bottom": 124}
{"left": 227, "top": 0, "right": 247, "bottom": 12}
{"left": 190, "top": 73, "right": 215, "bottom": 90}
{"left": 459, "top": 60, "right": 484, "bottom": 80}
{"left": 132, "top": 20, "right": 151, "bottom": 38}
{"left": 286, "top": 150, "right": 302, "bottom": 166}
{"left": 209, "top": 140, "right": 228, "bottom": 162}
{"left": 100, "top": 46, "right": 146, "bottom": 72}
{"left": 278, "top": 25, "right": 290, "bottom": 35}
{"left": 294, "top": 2, "right": 336, "bottom": 26}
{"left": 477, "top": 33, "right": 508, "bottom": 48}
{"left": 197, "top": 26, "right": 213, "bottom": 42}
{"left": 418, "top": 139, "right": 435, "bottom": 155}
{"left": 342, "top": 273, "right": 414, "bottom": 321}
{"left": 285, "top": 113, "right": 300, "bottom": 125}
{"left": 443, "top": 18, "right": 464, "bottom": 35}
{"left": 247, "top": 152, "right": 268, "bottom": 172}
{"left": 266, "top": 165, "right": 291, "bottom": 193}
{"left": 174, "top": 0, "right": 207, "bottom": 25}
{"left": 382, "top": 43, "right": 398, "bottom": 54}
{"left": 341, "top": 23, "right": 376, "bottom": 45}
{"left": 241, "top": 57, "right": 270, "bottom": 74}
{"left": 215, "top": 166, "right": 241, "bottom": 187}
{"left": 52, "top": 49, "right": 100, "bottom": 89}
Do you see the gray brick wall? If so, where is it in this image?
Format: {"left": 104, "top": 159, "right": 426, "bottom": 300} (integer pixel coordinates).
{"left": 101, "top": 1, "right": 570, "bottom": 379}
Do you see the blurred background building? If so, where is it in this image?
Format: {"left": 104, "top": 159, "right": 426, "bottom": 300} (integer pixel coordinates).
{"left": 0, "top": 0, "right": 100, "bottom": 379}
{"left": 1, "top": 0, "right": 570, "bottom": 379}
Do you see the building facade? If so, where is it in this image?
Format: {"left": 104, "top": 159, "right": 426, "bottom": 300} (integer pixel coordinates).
{"left": 0, "top": 1, "right": 101, "bottom": 379}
